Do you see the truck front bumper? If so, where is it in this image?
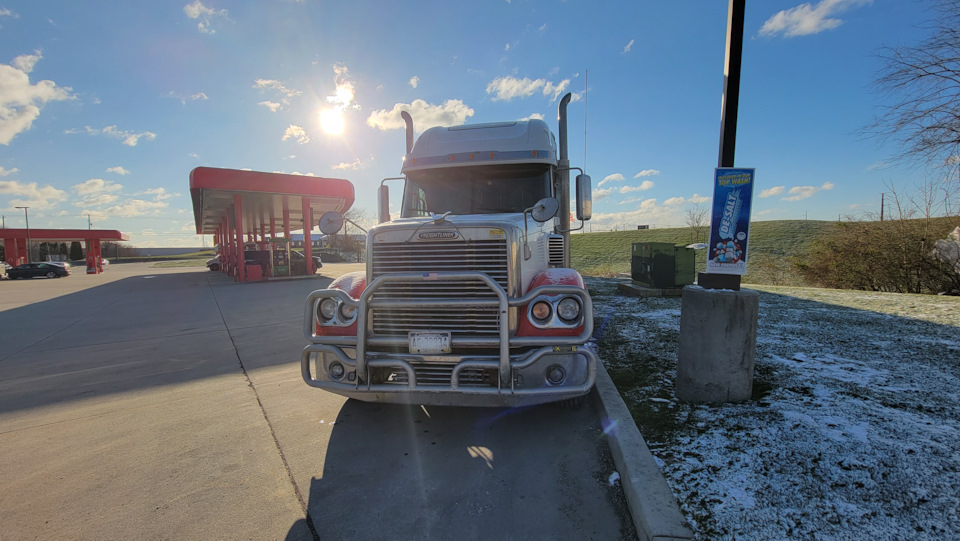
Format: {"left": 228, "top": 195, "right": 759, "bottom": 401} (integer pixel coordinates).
{"left": 302, "top": 271, "right": 597, "bottom": 406}
{"left": 301, "top": 343, "right": 597, "bottom": 407}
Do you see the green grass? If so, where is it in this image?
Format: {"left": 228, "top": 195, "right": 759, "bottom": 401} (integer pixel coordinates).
{"left": 570, "top": 219, "right": 837, "bottom": 285}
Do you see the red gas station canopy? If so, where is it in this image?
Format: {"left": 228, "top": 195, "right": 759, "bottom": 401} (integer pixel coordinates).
{"left": 189, "top": 167, "right": 355, "bottom": 236}
{"left": 1, "top": 229, "right": 129, "bottom": 242}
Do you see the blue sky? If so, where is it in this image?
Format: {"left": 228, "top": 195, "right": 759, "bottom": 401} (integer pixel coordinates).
{"left": 0, "top": 0, "right": 937, "bottom": 246}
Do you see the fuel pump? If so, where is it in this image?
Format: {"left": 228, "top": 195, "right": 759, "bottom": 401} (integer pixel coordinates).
{"left": 271, "top": 237, "right": 290, "bottom": 276}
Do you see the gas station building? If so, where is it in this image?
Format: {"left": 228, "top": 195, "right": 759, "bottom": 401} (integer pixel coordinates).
{"left": 2, "top": 229, "right": 129, "bottom": 274}
{"left": 189, "top": 167, "right": 354, "bottom": 282}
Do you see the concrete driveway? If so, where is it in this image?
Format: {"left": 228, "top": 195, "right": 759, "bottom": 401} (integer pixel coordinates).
{"left": 0, "top": 262, "right": 636, "bottom": 540}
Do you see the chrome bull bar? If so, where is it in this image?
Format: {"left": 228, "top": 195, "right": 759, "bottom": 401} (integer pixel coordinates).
{"left": 300, "top": 344, "right": 598, "bottom": 397}
{"left": 302, "top": 271, "right": 594, "bottom": 387}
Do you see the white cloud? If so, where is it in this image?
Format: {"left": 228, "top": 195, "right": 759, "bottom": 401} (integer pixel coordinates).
{"left": 183, "top": 0, "right": 229, "bottom": 34}
{"left": 106, "top": 166, "right": 130, "bottom": 176}
{"left": 759, "top": 186, "right": 785, "bottom": 198}
{"left": 168, "top": 90, "right": 209, "bottom": 104}
{"left": 486, "top": 76, "right": 571, "bottom": 102}
{"left": 0, "top": 179, "right": 68, "bottom": 210}
{"left": 634, "top": 169, "right": 660, "bottom": 178}
{"left": 65, "top": 125, "right": 157, "bottom": 146}
{"left": 258, "top": 100, "right": 281, "bottom": 112}
{"left": 282, "top": 125, "right": 310, "bottom": 144}
{"left": 782, "top": 181, "right": 835, "bottom": 201}
{"left": 0, "top": 51, "right": 74, "bottom": 145}
{"left": 663, "top": 196, "right": 686, "bottom": 206}
{"left": 367, "top": 99, "right": 475, "bottom": 131}
{"left": 332, "top": 158, "right": 363, "bottom": 171}
{"left": 519, "top": 113, "right": 544, "bottom": 121}
{"left": 72, "top": 178, "right": 123, "bottom": 196}
{"left": 73, "top": 193, "right": 119, "bottom": 207}
{"left": 181, "top": 221, "right": 196, "bottom": 232}
{"left": 619, "top": 180, "right": 655, "bottom": 193}
{"left": 592, "top": 187, "right": 615, "bottom": 202}
{"left": 0, "top": 166, "right": 19, "bottom": 176}
{"left": 599, "top": 173, "right": 625, "bottom": 187}
{"left": 759, "top": 0, "right": 872, "bottom": 38}
{"left": 409, "top": 76, "right": 419, "bottom": 88}
{"left": 689, "top": 193, "right": 710, "bottom": 204}
{"left": 82, "top": 199, "right": 168, "bottom": 220}
{"left": 622, "top": 39, "right": 635, "bottom": 54}
{"left": 142, "top": 187, "right": 176, "bottom": 200}
{"left": 319, "top": 63, "right": 359, "bottom": 123}
{"left": 253, "top": 79, "right": 301, "bottom": 107}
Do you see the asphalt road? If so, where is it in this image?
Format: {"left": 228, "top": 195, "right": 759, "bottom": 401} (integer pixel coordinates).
{"left": 0, "top": 262, "right": 636, "bottom": 540}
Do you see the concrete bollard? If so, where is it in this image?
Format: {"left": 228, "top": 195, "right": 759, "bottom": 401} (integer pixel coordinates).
{"left": 676, "top": 285, "right": 759, "bottom": 403}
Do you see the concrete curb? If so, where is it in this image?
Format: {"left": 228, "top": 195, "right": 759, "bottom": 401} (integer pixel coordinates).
{"left": 592, "top": 361, "right": 695, "bottom": 541}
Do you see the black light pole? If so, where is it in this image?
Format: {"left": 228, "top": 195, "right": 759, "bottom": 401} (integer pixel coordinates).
{"left": 15, "top": 206, "right": 30, "bottom": 263}
{"left": 719, "top": 0, "right": 746, "bottom": 169}
{"left": 701, "top": 0, "right": 746, "bottom": 291}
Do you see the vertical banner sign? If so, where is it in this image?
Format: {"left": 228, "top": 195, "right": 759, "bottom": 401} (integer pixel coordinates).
{"left": 707, "top": 168, "right": 755, "bottom": 275}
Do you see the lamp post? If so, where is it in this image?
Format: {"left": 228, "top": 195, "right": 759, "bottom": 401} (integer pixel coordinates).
{"left": 14, "top": 206, "right": 30, "bottom": 263}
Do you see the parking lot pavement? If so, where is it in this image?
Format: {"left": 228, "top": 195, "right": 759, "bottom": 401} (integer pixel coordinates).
{"left": 0, "top": 262, "right": 636, "bottom": 540}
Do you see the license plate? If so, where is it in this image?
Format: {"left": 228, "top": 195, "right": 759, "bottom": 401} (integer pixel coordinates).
{"left": 409, "top": 331, "right": 451, "bottom": 354}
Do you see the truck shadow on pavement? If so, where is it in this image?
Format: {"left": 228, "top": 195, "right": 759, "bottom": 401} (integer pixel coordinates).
{"left": 286, "top": 398, "right": 637, "bottom": 541}
{"left": 0, "top": 270, "right": 333, "bottom": 414}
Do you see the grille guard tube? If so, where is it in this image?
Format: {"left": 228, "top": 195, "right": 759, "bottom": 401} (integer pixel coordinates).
{"left": 303, "top": 271, "right": 594, "bottom": 387}
{"left": 301, "top": 344, "right": 598, "bottom": 400}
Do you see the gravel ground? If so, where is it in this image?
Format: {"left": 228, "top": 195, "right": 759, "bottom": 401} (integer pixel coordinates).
{"left": 587, "top": 278, "right": 960, "bottom": 540}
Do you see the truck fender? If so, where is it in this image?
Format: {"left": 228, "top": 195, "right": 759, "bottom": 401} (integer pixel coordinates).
{"left": 316, "top": 271, "right": 366, "bottom": 336}
{"left": 517, "top": 268, "right": 587, "bottom": 337}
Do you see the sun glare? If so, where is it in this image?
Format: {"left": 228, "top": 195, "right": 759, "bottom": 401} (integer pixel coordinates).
{"left": 320, "top": 108, "right": 345, "bottom": 135}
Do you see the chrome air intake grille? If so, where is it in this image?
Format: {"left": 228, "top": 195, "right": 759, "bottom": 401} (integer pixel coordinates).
{"left": 371, "top": 238, "right": 508, "bottom": 336}
{"left": 548, "top": 234, "right": 565, "bottom": 267}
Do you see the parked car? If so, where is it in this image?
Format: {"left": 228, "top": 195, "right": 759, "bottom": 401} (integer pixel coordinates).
{"left": 291, "top": 250, "right": 322, "bottom": 274}
{"left": 206, "top": 254, "right": 220, "bottom": 271}
{"left": 8, "top": 262, "right": 70, "bottom": 279}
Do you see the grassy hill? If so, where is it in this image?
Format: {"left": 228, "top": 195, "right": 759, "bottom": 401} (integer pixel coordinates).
{"left": 570, "top": 219, "right": 837, "bottom": 285}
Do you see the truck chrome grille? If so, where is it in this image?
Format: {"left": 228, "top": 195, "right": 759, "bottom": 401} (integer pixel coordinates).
{"left": 378, "top": 363, "right": 495, "bottom": 387}
{"left": 371, "top": 238, "right": 508, "bottom": 336}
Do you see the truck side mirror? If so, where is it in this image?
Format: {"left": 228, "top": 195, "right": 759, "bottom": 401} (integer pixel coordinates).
{"left": 318, "top": 211, "right": 345, "bottom": 235}
{"left": 530, "top": 197, "right": 559, "bottom": 222}
{"left": 576, "top": 174, "right": 592, "bottom": 221}
{"left": 378, "top": 185, "right": 391, "bottom": 224}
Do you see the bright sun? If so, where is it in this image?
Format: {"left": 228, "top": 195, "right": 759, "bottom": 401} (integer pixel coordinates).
{"left": 320, "top": 109, "right": 345, "bottom": 135}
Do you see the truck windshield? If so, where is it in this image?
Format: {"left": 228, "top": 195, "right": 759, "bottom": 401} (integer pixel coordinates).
{"left": 401, "top": 164, "right": 552, "bottom": 217}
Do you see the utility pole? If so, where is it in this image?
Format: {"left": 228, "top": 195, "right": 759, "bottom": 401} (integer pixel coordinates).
{"left": 881, "top": 193, "right": 885, "bottom": 221}
{"left": 88, "top": 214, "right": 92, "bottom": 229}
{"left": 718, "top": 0, "right": 745, "bottom": 169}
{"left": 15, "top": 206, "right": 30, "bottom": 263}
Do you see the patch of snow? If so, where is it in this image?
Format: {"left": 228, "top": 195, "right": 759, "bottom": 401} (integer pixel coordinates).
{"left": 586, "top": 277, "right": 960, "bottom": 539}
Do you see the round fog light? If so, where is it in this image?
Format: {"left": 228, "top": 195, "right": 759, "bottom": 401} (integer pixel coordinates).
{"left": 329, "top": 362, "right": 345, "bottom": 380}
{"left": 339, "top": 303, "right": 357, "bottom": 320}
{"left": 319, "top": 298, "right": 338, "bottom": 320}
{"left": 557, "top": 297, "right": 581, "bottom": 322}
{"left": 546, "top": 365, "right": 566, "bottom": 385}
{"left": 531, "top": 300, "right": 551, "bottom": 321}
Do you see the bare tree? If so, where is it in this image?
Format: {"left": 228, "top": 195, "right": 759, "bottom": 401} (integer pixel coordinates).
{"left": 684, "top": 203, "right": 709, "bottom": 242}
{"left": 869, "top": 0, "right": 960, "bottom": 179}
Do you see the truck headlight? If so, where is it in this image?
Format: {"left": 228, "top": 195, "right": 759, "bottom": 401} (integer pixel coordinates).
{"left": 339, "top": 303, "right": 357, "bottom": 320}
{"left": 531, "top": 300, "right": 552, "bottom": 322}
{"left": 319, "top": 298, "right": 338, "bottom": 321}
{"left": 557, "top": 297, "right": 581, "bottom": 322}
